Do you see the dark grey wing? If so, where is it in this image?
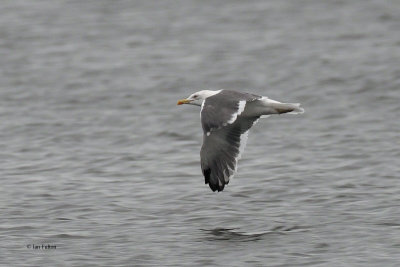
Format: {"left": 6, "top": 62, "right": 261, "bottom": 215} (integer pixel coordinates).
{"left": 201, "top": 90, "right": 261, "bottom": 135}
{"left": 200, "top": 115, "right": 259, "bottom": 192}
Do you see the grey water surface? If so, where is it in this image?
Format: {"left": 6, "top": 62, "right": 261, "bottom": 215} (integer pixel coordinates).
{"left": 1, "top": 0, "right": 400, "bottom": 266}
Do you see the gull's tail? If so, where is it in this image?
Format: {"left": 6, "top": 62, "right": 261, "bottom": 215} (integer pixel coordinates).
{"left": 274, "top": 102, "right": 304, "bottom": 114}
{"left": 260, "top": 97, "right": 304, "bottom": 115}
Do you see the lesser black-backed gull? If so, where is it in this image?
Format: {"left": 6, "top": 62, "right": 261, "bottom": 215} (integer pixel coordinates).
{"left": 177, "top": 89, "right": 304, "bottom": 192}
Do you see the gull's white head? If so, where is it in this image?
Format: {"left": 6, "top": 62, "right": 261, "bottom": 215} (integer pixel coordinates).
{"left": 177, "top": 90, "right": 221, "bottom": 106}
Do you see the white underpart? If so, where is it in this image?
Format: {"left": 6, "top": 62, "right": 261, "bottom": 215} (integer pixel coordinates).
{"left": 227, "top": 117, "right": 259, "bottom": 181}
{"left": 225, "top": 130, "right": 249, "bottom": 181}
{"left": 237, "top": 130, "right": 249, "bottom": 162}
{"left": 227, "top": 100, "right": 247, "bottom": 124}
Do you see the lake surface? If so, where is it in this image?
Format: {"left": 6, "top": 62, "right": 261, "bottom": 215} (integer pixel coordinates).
{"left": 1, "top": 0, "right": 400, "bottom": 266}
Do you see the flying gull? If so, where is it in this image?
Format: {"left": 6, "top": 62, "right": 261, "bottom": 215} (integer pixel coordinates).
{"left": 177, "top": 89, "right": 304, "bottom": 192}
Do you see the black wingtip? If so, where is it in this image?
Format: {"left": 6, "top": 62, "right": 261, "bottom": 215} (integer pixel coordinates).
{"left": 203, "top": 168, "right": 211, "bottom": 185}
{"left": 209, "top": 183, "right": 225, "bottom": 192}
{"left": 209, "top": 182, "right": 224, "bottom": 192}
{"left": 203, "top": 168, "right": 225, "bottom": 192}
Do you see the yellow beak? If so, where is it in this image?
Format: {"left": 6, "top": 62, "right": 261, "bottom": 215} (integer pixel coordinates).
{"left": 177, "top": 99, "right": 192, "bottom": 105}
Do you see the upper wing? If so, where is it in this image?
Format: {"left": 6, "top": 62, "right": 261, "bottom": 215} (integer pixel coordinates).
{"left": 200, "top": 115, "right": 259, "bottom": 192}
{"left": 200, "top": 90, "right": 260, "bottom": 135}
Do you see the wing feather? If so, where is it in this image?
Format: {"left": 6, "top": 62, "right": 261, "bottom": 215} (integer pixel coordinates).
{"left": 200, "top": 116, "right": 259, "bottom": 191}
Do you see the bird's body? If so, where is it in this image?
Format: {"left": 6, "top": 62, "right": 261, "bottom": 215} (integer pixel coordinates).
{"left": 177, "top": 89, "right": 304, "bottom": 192}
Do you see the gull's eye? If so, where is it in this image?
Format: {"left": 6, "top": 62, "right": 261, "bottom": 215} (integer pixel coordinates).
{"left": 193, "top": 95, "right": 198, "bottom": 99}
